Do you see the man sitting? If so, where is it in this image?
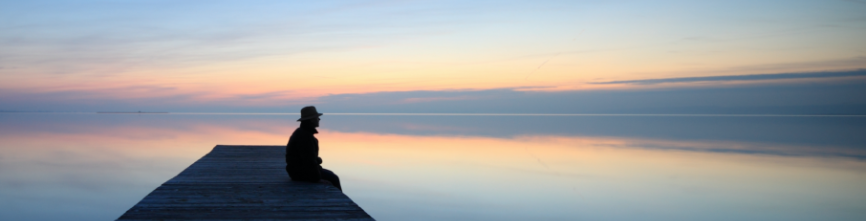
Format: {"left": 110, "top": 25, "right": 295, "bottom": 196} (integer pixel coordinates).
{"left": 285, "top": 106, "right": 341, "bottom": 191}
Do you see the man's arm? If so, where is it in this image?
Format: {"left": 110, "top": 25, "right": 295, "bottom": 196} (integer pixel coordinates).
{"left": 300, "top": 136, "right": 322, "bottom": 180}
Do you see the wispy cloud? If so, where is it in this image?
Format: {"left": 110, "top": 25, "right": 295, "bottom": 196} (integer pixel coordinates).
{"left": 2, "top": 76, "right": 866, "bottom": 114}
{"left": 592, "top": 69, "right": 866, "bottom": 85}
{"left": 0, "top": 1, "right": 487, "bottom": 79}
{"left": 401, "top": 95, "right": 477, "bottom": 103}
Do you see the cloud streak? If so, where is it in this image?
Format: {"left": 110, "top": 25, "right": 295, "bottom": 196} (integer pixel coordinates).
{"left": 2, "top": 70, "right": 866, "bottom": 114}
{"left": 593, "top": 69, "right": 866, "bottom": 85}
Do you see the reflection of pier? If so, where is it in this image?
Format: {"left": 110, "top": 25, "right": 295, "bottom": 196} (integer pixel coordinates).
{"left": 116, "top": 145, "right": 373, "bottom": 220}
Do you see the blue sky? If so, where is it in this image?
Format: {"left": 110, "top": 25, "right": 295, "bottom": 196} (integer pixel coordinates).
{"left": 1, "top": 0, "right": 864, "bottom": 113}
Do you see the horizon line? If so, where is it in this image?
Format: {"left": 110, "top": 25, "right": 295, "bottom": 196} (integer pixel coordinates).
{"left": 1, "top": 111, "right": 865, "bottom": 117}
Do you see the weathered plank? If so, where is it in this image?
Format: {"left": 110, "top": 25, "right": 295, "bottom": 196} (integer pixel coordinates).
{"left": 117, "top": 145, "right": 374, "bottom": 221}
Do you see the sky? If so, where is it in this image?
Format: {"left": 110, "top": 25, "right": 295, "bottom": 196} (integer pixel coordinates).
{"left": 1, "top": 0, "right": 865, "bottom": 113}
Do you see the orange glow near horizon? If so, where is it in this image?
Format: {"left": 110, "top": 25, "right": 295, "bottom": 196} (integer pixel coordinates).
{"left": 5, "top": 55, "right": 863, "bottom": 104}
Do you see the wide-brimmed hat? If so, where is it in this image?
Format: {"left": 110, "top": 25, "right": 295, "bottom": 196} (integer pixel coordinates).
{"left": 297, "top": 106, "right": 323, "bottom": 121}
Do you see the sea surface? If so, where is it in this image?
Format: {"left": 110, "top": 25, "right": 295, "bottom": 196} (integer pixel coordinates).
{"left": 0, "top": 113, "right": 864, "bottom": 221}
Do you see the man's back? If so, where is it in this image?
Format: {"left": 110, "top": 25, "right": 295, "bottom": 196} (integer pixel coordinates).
{"left": 286, "top": 126, "right": 322, "bottom": 182}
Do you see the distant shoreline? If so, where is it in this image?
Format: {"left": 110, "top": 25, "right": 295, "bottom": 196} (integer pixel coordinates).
{"left": 97, "top": 111, "right": 169, "bottom": 114}
{"left": 1, "top": 111, "right": 864, "bottom": 117}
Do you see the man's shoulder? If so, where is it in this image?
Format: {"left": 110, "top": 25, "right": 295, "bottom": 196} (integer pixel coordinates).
{"left": 290, "top": 127, "right": 315, "bottom": 138}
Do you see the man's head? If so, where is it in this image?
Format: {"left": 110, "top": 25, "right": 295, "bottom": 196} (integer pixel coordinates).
{"left": 298, "top": 106, "right": 323, "bottom": 128}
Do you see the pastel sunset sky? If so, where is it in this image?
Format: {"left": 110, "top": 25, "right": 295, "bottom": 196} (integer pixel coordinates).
{"left": 1, "top": 0, "right": 865, "bottom": 113}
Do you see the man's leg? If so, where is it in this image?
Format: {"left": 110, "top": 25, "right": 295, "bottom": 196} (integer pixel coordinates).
{"left": 320, "top": 168, "right": 342, "bottom": 191}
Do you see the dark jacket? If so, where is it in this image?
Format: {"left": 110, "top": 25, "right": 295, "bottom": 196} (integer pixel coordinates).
{"left": 285, "top": 126, "right": 323, "bottom": 182}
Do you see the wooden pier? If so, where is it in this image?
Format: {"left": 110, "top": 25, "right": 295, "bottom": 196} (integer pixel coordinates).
{"left": 117, "top": 145, "right": 374, "bottom": 221}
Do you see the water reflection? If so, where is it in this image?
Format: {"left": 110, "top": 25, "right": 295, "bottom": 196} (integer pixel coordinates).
{"left": 0, "top": 113, "right": 864, "bottom": 220}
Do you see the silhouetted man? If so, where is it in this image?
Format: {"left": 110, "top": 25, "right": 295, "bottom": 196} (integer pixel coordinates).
{"left": 286, "top": 106, "right": 341, "bottom": 191}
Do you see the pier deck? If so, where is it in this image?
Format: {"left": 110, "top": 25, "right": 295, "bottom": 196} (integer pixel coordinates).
{"left": 117, "top": 145, "right": 374, "bottom": 221}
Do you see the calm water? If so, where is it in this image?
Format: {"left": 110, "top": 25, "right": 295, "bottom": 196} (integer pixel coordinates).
{"left": 0, "top": 113, "right": 864, "bottom": 221}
